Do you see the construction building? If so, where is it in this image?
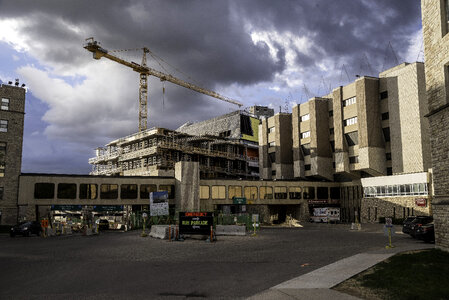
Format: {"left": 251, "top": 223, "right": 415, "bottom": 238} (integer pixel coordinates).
{"left": 0, "top": 82, "right": 26, "bottom": 225}
{"left": 259, "top": 62, "right": 432, "bottom": 222}
{"left": 421, "top": 0, "right": 449, "bottom": 250}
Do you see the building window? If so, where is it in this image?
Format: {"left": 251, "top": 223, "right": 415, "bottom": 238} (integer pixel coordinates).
{"left": 329, "top": 110, "right": 333, "bottom": 117}
{"left": 269, "top": 141, "right": 276, "bottom": 147}
{"left": 304, "top": 164, "right": 311, "bottom": 171}
{"left": 386, "top": 152, "right": 392, "bottom": 161}
{"left": 343, "top": 96, "right": 356, "bottom": 107}
{"left": 381, "top": 112, "right": 389, "bottom": 120}
{"left": 200, "top": 185, "right": 210, "bottom": 200}
{"left": 380, "top": 91, "right": 388, "bottom": 100}
{"left": 57, "top": 183, "right": 77, "bottom": 199}
{"left": 79, "top": 184, "right": 98, "bottom": 199}
{"left": 121, "top": 184, "right": 137, "bottom": 199}
{"left": 100, "top": 184, "right": 118, "bottom": 199}
{"left": 301, "top": 143, "right": 311, "bottom": 156}
{"left": 0, "top": 120, "right": 7, "bottom": 132}
{"left": 345, "top": 132, "right": 359, "bottom": 146}
{"left": 444, "top": 0, "right": 449, "bottom": 35}
{"left": 268, "top": 127, "right": 275, "bottom": 133}
{"left": 330, "top": 141, "right": 335, "bottom": 152}
{"left": 140, "top": 184, "right": 157, "bottom": 199}
{"left": 330, "top": 187, "right": 340, "bottom": 199}
{"left": 211, "top": 185, "right": 226, "bottom": 199}
{"left": 303, "top": 186, "right": 315, "bottom": 200}
{"left": 300, "top": 114, "right": 310, "bottom": 122}
{"left": 0, "top": 187, "right": 3, "bottom": 200}
{"left": 244, "top": 186, "right": 258, "bottom": 200}
{"left": 387, "top": 167, "right": 393, "bottom": 175}
{"left": 1, "top": 98, "right": 9, "bottom": 110}
{"left": 0, "top": 142, "right": 5, "bottom": 177}
{"left": 260, "top": 186, "right": 273, "bottom": 199}
{"left": 329, "top": 128, "right": 334, "bottom": 135}
{"left": 274, "top": 186, "right": 287, "bottom": 199}
{"left": 159, "top": 185, "right": 175, "bottom": 199}
{"left": 344, "top": 116, "right": 357, "bottom": 126}
{"left": 301, "top": 131, "right": 311, "bottom": 139}
{"left": 383, "top": 127, "right": 391, "bottom": 142}
{"left": 349, "top": 156, "right": 359, "bottom": 164}
{"left": 228, "top": 185, "right": 242, "bottom": 199}
{"left": 289, "top": 187, "right": 301, "bottom": 199}
{"left": 317, "top": 187, "right": 328, "bottom": 200}
{"left": 34, "top": 183, "right": 55, "bottom": 199}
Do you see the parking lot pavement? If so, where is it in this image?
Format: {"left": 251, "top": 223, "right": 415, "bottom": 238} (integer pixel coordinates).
{"left": 0, "top": 223, "right": 432, "bottom": 299}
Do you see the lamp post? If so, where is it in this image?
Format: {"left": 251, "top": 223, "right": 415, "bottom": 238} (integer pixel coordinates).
{"left": 141, "top": 212, "right": 148, "bottom": 237}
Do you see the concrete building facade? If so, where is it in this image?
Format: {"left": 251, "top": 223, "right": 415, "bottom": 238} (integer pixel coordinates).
{"left": 422, "top": 0, "right": 449, "bottom": 250}
{"left": 259, "top": 62, "right": 432, "bottom": 222}
{"left": 0, "top": 83, "right": 26, "bottom": 225}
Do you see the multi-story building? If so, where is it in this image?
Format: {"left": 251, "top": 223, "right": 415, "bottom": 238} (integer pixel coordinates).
{"left": 89, "top": 127, "right": 260, "bottom": 179}
{"left": 422, "top": 0, "right": 449, "bottom": 250}
{"left": 259, "top": 62, "right": 432, "bottom": 222}
{"left": 0, "top": 82, "right": 26, "bottom": 225}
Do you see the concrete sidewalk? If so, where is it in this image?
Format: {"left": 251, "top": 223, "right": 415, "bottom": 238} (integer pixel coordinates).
{"left": 247, "top": 239, "right": 434, "bottom": 300}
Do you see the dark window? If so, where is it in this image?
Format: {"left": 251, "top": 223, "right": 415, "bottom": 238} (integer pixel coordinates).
{"left": 445, "top": 0, "right": 449, "bottom": 35}
{"left": 380, "top": 91, "right": 388, "bottom": 100}
{"left": 159, "top": 185, "right": 175, "bottom": 199}
{"left": 0, "top": 142, "right": 5, "bottom": 178}
{"left": 332, "top": 162, "right": 336, "bottom": 169}
{"left": 274, "top": 187, "right": 287, "bottom": 199}
{"left": 100, "top": 184, "right": 118, "bottom": 199}
{"left": 303, "top": 187, "right": 315, "bottom": 200}
{"left": 79, "top": 184, "right": 97, "bottom": 199}
{"left": 345, "top": 131, "right": 358, "bottom": 146}
{"left": 304, "top": 164, "right": 311, "bottom": 171}
{"left": 268, "top": 152, "right": 276, "bottom": 163}
{"left": 140, "top": 184, "right": 157, "bottom": 199}
{"left": 383, "top": 127, "right": 391, "bottom": 142}
{"left": 329, "top": 110, "right": 333, "bottom": 117}
{"left": 301, "top": 143, "right": 311, "bottom": 156}
{"left": 386, "top": 152, "right": 392, "bottom": 161}
{"left": 329, "top": 128, "right": 334, "bottom": 135}
{"left": 121, "top": 184, "right": 137, "bottom": 199}
{"left": 0, "top": 187, "right": 3, "bottom": 200}
{"left": 349, "top": 156, "right": 359, "bottom": 164}
{"left": 387, "top": 167, "right": 393, "bottom": 175}
{"left": 317, "top": 187, "right": 328, "bottom": 200}
{"left": 57, "top": 183, "right": 76, "bottom": 199}
{"left": 330, "top": 187, "right": 340, "bottom": 199}
{"left": 330, "top": 141, "right": 335, "bottom": 152}
{"left": 271, "top": 170, "right": 276, "bottom": 176}
{"left": 34, "top": 183, "right": 55, "bottom": 199}
{"left": 381, "top": 112, "right": 389, "bottom": 120}
{"left": 289, "top": 187, "right": 301, "bottom": 199}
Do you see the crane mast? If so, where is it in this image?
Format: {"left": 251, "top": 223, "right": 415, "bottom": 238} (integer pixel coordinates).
{"left": 84, "top": 38, "right": 243, "bottom": 132}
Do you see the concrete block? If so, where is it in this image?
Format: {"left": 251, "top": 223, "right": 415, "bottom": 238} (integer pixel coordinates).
{"left": 149, "top": 225, "right": 176, "bottom": 239}
{"left": 215, "top": 225, "right": 246, "bottom": 236}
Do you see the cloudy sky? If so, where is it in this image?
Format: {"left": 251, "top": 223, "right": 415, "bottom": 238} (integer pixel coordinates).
{"left": 0, "top": 0, "right": 423, "bottom": 174}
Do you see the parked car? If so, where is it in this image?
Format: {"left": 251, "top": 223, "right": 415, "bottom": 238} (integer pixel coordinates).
{"left": 97, "top": 219, "right": 109, "bottom": 230}
{"left": 10, "top": 221, "right": 42, "bottom": 237}
{"left": 409, "top": 216, "right": 433, "bottom": 237}
{"left": 402, "top": 216, "right": 417, "bottom": 235}
{"left": 414, "top": 222, "right": 435, "bottom": 243}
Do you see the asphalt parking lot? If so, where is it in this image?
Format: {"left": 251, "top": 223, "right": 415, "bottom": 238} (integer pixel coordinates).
{"left": 0, "top": 223, "right": 426, "bottom": 299}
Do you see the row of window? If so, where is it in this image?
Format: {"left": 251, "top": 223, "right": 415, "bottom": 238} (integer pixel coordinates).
{"left": 34, "top": 183, "right": 175, "bottom": 200}
{"left": 1, "top": 98, "right": 9, "bottom": 111}
{"left": 363, "top": 183, "right": 428, "bottom": 198}
{"left": 300, "top": 114, "right": 310, "bottom": 122}
{"left": 0, "top": 120, "right": 7, "bottom": 132}
{"left": 0, "top": 142, "right": 5, "bottom": 177}
{"left": 343, "top": 97, "right": 356, "bottom": 107}
{"left": 199, "top": 185, "right": 341, "bottom": 200}
{"left": 301, "top": 131, "right": 310, "bottom": 139}
{"left": 344, "top": 116, "right": 357, "bottom": 126}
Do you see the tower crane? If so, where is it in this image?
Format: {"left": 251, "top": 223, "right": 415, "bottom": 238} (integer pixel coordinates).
{"left": 84, "top": 37, "right": 243, "bottom": 132}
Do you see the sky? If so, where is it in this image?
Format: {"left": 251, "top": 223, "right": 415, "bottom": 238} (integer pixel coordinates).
{"left": 0, "top": 0, "right": 423, "bottom": 174}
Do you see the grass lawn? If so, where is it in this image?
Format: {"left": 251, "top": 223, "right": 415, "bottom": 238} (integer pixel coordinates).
{"left": 334, "top": 249, "right": 449, "bottom": 300}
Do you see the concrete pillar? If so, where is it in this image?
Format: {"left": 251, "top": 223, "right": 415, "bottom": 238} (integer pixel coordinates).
{"left": 175, "top": 161, "right": 200, "bottom": 212}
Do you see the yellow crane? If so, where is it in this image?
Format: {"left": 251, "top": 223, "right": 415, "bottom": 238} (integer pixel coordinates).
{"left": 84, "top": 37, "right": 243, "bottom": 132}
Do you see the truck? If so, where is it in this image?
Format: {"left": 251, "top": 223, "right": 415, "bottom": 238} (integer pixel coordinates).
{"left": 310, "top": 207, "right": 340, "bottom": 223}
